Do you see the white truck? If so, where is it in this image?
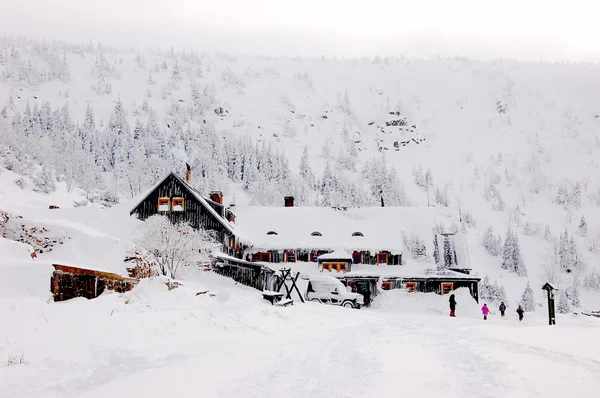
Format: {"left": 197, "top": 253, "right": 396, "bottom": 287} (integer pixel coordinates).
{"left": 305, "top": 275, "right": 363, "bottom": 309}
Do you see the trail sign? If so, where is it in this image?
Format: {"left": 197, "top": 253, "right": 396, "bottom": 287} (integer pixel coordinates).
{"left": 542, "top": 283, "right": 556, "bottom": 325}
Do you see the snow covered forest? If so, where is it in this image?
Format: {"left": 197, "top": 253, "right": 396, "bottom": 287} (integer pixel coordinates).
{"left": 1, "top": 36, "right": 600, "bottom": 308}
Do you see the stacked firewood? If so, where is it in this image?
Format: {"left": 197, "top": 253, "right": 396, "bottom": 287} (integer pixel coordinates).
{"left": 124, "top": 247, "right": 160, "bottom": 279}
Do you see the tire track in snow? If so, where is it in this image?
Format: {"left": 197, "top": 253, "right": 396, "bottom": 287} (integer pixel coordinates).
{"left": 216, "top": 323, "right": 384, "bottom": 398}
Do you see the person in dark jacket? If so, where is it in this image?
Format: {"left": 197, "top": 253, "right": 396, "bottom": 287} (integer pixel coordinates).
{"left": 449, "top": 294, "right": 457, "bottom": 317}
{"left": 516, "top": 305, "right": 524, "bottom": 321}
{"left": 499, "top": 302, "right": 506, "bottom": 317}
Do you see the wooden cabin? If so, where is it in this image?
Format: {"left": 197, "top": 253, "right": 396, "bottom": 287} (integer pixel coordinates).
{"left": 130, "top": 171, "right": 243, "bottom": 258}
{"left": 50, "top": 264, "right": 138, "bottom": 302}
{"left": 337, "top": 270, "right": 480, "bottom": 305}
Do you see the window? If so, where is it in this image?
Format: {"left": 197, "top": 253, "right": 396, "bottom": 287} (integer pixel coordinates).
{"left": 352, "top": 251, "right": 362, "bottom": 264}
{"left": 382, "top": 281, "right": 392, "bottom": 290}
{"left": 352, "top": 231, "right": 364, "bottom": 237}
{"left": 172, "top": 197, "right": 184, "bottom": 212}
{"left": 158, "top": 197, "right": 170, "bottom": 212}
{"left": 266, "top": 231, "right": 278, "bottom": 235}
{"left": 322, "top": 262, "right": 347, "bottom": 272}
{"left": 285, "top": 252, "right": 296, "bottom": 262}
{"left": 405, "top": 282, "right": 416, "bottom": 292}
{"left": 311, "top": 231, "right": 322, "bottom": 236}
{"left": 441, "top": 282, "right": 454, "bottom": 295}
{"left": 377, "top": 252, "right": 388, "bottom": 264}
{"left": 255, "top": 252, "right": 270, "bottom": 262}
{"left": 310, "top": 251, "right": 318, "bottom": 262}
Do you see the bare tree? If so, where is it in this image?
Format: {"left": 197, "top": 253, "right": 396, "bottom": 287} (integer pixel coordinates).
{"left": 540, "top": 242, "right": 560, "bottom": 284}
{"left": 135, "top": 215, "right": 219, "bottom": 278}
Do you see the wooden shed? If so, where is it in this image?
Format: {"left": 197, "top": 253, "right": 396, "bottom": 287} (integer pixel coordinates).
{"left": 210, "top": 254, "right": 276, "bottom": 291}
{"left": 381, "top": 274, "right": 480, "bottom": 302}
{"left": 50, "top": 264, "right": 138, "bottom": 302}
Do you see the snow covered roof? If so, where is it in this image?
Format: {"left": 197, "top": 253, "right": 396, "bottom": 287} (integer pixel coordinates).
{"left": 318, "top": 250, "right": 352, "bottom": 260}
{"left": 344, "top": 265, "right": 480, "bottom": 281}
{"left": 233, "top": 206, "right": 455, "bottom": 254}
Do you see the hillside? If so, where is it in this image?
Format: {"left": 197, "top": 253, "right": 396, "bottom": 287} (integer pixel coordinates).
{"left": 2, "top": 36, "right": 600, "bottom": 397}
{"left": 1, "top": 36, "right": 600, "bottom": 308}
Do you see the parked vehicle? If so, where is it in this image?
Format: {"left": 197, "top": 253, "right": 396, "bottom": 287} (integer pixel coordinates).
{"left": 305, "top": 275, "right": 363, "bottom": 309}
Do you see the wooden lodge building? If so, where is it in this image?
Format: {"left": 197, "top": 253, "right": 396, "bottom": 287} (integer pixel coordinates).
{"left": 129, "top": 165, "right": 244, "bottom": 259}
{"left": 128, "top": 168, "right": 480, "bottom": 302}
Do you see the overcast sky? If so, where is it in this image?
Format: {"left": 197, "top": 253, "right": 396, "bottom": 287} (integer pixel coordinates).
{"left": 2, "top": 0, "right": 599, "bottom": 61}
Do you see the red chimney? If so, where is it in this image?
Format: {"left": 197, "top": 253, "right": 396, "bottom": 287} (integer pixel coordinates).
{"left": 284, "top": 196, "right": 294, "bottom": 207}
{"left": 185, "top": 163, "right": 191, "bottom": 184}
{"left": 210, "top": 191, "right": 223, "bottom": 205}
{"left": 226, "top": 210, "right": 236, "bottom": 223}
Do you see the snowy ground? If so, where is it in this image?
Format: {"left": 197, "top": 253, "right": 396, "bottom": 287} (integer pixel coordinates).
{"left": 2, "top": 264, "right": 599, "bottom": 398}
{"left": 1, "top": 165, "right": 600, "bottom": 397}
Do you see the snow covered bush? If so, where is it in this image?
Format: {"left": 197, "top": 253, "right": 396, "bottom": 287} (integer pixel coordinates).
{"left": 583, "top": 270, "right": 600, "bottom": 291}
{"left": 480, "top": 276, "right": 507, "bottom": 303}
{"left": 523, "top": 222, "right": 541, "bottom": 236}
{"left": 502, "top": 226, "right": 527, "bottom": 276}
{"left": 32, "top": 168, "right": 56, "bottom": 194}
{"left": 89, "top": 190, "right": 120, "bottom": 208}
{"left": 413, "top": 165, "right": 425, "bottom": 188}
{"left": 72, "top": 199, "right": 88, "bottom": 208}
{"left": 461, "top": 211, "right": 476, "bottom": 228}
{"left": 578, "top": 215, "right": 587, "bottom": 237}
{"left": 434, "top": 185, "right": 449, "bottom": 207}
{"left": 520, "top": 282, "right": 536, "bottom": 311}
{"left": 14, "top": 178, "right": 26, "bottom": 189}
{"left": 587, "top": 235, "right": 600, "bottom": 254}
{"left": 557, "top": 289, "right": 570, "bottom": 314}
{"left": 135, "top": 215, "right": 219, "bottom": 278}
{"left": 404, "top": 233, "right": 428, "bottom": 260}
{"left": 566, "top": 281, "right": 581, "bottom": 308}
{"left": 556, "top": 180, "right": 581, "bottom": 209}
{"left": 558, "top": 229, "right": 584, "bottom": 272}
{"left": 482, "top": 226, "right": 502, "bottom": 256}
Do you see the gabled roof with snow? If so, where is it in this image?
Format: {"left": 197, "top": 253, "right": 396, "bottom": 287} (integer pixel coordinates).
{"left": 233, "top": 206, "right": 457, "bottom": 254}
{"left": 129, "top": 172, "right": 236, "bottom": 237}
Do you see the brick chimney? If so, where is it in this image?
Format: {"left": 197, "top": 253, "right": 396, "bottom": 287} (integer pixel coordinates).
{"left": 185, "top": 163, "right": 191, "bottom": 184}
{"left": 284, "top": 196, "right": 294, "bottom": 207}
{"left": 226, "top": 209, "right": 236, "bottom": 223}
{"left": 210, "top": 191, "right": 223, "bottom": 205}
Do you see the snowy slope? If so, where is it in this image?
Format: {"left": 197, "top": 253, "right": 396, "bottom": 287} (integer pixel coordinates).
{"left": 0, "top": 164, "right": 599, "bottom": 397}
{"left": 1, "top": 37, "right": 600, "bottom": 397}
{"left": 1, "top": 37, "right": 600, "bottom": 308}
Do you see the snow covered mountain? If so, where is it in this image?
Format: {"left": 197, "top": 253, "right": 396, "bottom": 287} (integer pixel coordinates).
{"left": 2, "top": 35, "right": 600, "bottom": 398}
{"left": 1, "top": 36, "right": 600, "bottom": 307}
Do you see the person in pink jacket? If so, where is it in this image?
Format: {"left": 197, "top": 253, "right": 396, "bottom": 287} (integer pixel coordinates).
{"left": 481, "top": 303, "right": 490, "bottom": 320}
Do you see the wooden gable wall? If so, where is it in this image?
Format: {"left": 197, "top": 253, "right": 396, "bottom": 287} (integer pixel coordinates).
{"left": 130, "top": 174, "right": 229, "bottom": 242}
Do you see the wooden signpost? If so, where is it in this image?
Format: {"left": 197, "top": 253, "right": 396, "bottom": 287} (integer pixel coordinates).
{"left": 541, "top": 282, "right": 556, "bottom": 325}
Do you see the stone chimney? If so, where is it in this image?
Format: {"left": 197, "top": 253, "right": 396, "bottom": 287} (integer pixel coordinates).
{"left": 185, "top": 163, "right": 191, "bottom": 184}
{"left": 284, "top": 196, "right": 294, "bottom": 207}
{"left": 210, "top": 191, "right": 223, "bottom": 205}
